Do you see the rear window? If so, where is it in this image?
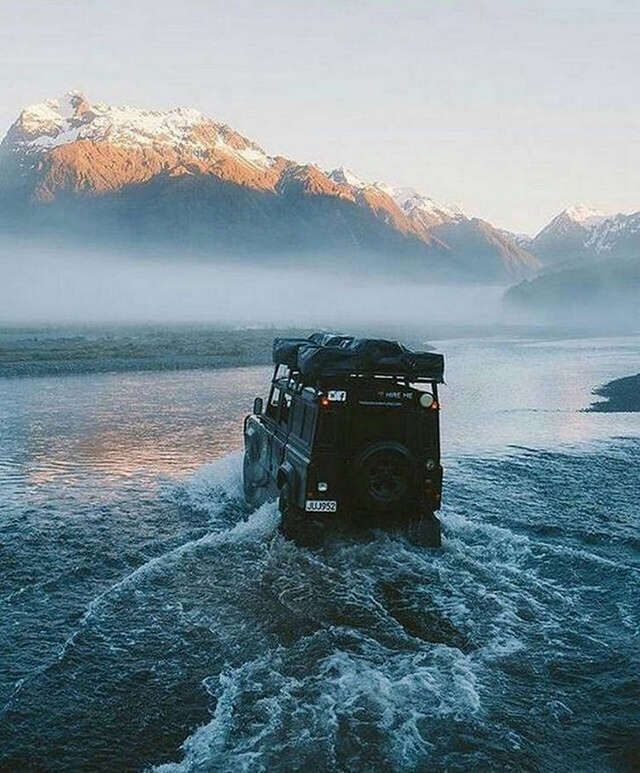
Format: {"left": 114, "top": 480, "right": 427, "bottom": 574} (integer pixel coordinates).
{"left": 267, "top": 386, "right": 281, "bottom": 419}
{"left": 281, "top": 392, "right": 292, "bottom": 425}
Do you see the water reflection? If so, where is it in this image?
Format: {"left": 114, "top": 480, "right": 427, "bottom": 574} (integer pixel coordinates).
{"left": 439, "top": 336, "right": 640, "bottom": 455}
{"left": 1, "top": 366, "right": 269, "bottom": 488}
{"left": 1, "top": 337, "right": 639, "bottom": 492}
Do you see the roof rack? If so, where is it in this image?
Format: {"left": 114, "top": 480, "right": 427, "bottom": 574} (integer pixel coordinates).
{"left": 273, "top": 334, "right": 444, "bottom": 383}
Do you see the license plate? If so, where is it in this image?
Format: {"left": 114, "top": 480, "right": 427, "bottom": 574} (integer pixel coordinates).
{"left": 305, "top": 500, "right": 337, "bottom": 513}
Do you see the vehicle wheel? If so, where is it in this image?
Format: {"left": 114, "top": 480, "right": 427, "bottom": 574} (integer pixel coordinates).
{"left": 406, "top": 511, "right": 442, "bottom": 548}
{"left": 278, "top": 483, "right": 299, "bottom": 538}
{"left": 355, "top": 443, "right": 413, "bottom": 512}
{"left": 243, "top": 452, "right": 268, "bottom": 509}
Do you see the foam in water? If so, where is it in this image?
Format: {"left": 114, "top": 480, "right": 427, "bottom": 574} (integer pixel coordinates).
{"left": 2, "top": 339, "right": 639, "bottom": 771}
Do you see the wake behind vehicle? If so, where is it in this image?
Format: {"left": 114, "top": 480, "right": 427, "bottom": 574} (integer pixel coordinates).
{"left": 242, "top": 333, "right": 445, "bottom": 546}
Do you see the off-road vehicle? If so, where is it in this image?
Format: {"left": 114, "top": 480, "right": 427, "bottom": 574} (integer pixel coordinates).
{"left": 242, "top": 333, "right": 444, "bottom": 546}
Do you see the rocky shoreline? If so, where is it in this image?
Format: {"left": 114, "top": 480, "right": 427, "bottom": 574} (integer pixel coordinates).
{"left": 589, "top": 373, "right": 640, "bottom": 412}
{"left": 0, "top": 324, "right": 436, "bottom": 378}
{"left": 0, "top": 326, "right": 309, "bottom": 378}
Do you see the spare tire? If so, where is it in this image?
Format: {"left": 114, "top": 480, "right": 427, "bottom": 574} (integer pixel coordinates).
{"left": 354, "top": 443, "right": 414, "bottom": 512}
{"left": 243, "top": 433, "right": 268, "bottom": 508}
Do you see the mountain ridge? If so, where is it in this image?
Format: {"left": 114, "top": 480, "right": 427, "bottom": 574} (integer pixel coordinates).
{"left": 0, "top": 92, "right": 540, "bottom": 283}
{"left": 506, "top": 205, "right": 639, "bottom": 324}
{"left": 527, "top": 204, "right": 639, "bottom": 266}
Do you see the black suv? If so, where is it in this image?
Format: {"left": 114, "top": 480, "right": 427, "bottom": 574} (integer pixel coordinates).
{"left": 242, "top": 333, "right": 444, "bottom": 546}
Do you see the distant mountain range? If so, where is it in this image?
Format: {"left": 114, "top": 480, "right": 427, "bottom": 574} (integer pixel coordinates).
{"left": 505, "top": 254, "right": 640, "bottom": 325}
{"left": 0, "top": 92, "right": 539, "bottom": 283}
{"left": 523, "top": 204, "right": 640, "bottom": 266}
{"left": 506, "top": 204, "right": 639, "bottom": 324}
{"left": 1, "top": 92, "right": 636, "bottom": 306}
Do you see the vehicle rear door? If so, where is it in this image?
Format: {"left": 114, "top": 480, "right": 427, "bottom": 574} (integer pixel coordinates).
{"left": 245, "top": 380, "right": 282, "bottom": 489}
{"left": 264, "top": 382, "right": 291, "bottom": 480}
{"left": 268, "top": 387, "right": 292, "bottom": 475}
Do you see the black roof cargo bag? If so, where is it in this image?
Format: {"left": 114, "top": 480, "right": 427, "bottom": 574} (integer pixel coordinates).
{"left": 307, "top": 333, "right": 354, "bottom": 347}
{"left": 297, "top": 338, "right": 444, "bottom": 381}
{"left": 273, "top": 334, "right": 354, "bottom": 367}
{"left": 272, "top": 338, "right": 310, "bottom": 368}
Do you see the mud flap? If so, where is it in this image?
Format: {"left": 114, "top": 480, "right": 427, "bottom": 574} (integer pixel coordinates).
{"left": 279, "top": 486, "right": 330, "bottom": 547}
{"left": 406, "top": 512, "right": 442, "bottom": 548}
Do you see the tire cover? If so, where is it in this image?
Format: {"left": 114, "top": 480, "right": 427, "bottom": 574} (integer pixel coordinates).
{"left": 243, "top": 436, "right": 268, "bottom": 489}
{"left": 354, "top": 442, "right": 414, "bottom": 511}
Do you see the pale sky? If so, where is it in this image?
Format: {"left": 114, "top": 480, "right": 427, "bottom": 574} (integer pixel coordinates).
{"left": 0, "top": 0, "right": 638, "bottom": 234}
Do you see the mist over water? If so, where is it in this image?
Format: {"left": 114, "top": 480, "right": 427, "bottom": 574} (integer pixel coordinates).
{"left": 0, "top": 242, "right": 507, "bottom": 328}
{"left": 4, "top": 240, "right": 639, "bottom": 336}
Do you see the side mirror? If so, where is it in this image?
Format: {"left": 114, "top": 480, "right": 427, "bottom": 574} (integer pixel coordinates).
{"left": 253, "top": 397, "right": 263, "bottom": 415}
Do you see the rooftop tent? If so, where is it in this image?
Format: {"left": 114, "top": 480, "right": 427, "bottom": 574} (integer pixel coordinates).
{"left": 307, "top": 333, "right": 354, "bottom": 347}
{"left": 272, "top": 338, "right": 309, "bottom": 368}
{"left": 273, "top": 334, "right": 444, "bottom": 382}
{"left": 297, "top": 338, "right": 444, "bottom": 381}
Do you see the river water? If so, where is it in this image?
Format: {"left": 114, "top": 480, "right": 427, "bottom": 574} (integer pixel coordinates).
{"left": 0, "top": 335, "right": 639, "bottom": 771}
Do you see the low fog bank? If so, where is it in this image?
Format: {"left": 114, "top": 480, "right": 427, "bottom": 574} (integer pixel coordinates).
{"left": 505, "top": 253, "right": 640, "bottom": 335}
{"left": 506, "top": 292, "right": 640, "bottom": 334}
{"left": 0, "top": 244, "right": 508, "bottom": 330}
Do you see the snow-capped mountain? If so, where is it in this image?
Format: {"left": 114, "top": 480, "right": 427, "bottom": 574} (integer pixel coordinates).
{"left": 376, "top": 184, "right": 464, "bottom": 228}
{"left": 529, "top": 205, "right": 639, "bottom": 265}
{"left": 559, "top": 204, "right": 609, "bottom": 228}
{"left": 507, "top": 206, "right": 639, "bottom": 323}
{"left": 327, "top": 170, "right": 464, "bottom": 227}
{"left": 325, "top": 165, "right": 538, "bottom": 279}
{"left": 8, "top": 91, "right": 273, "bottom": 166}
{"left": 0, "top": 92, "right": 540, "bottom": 282}
{"left": 1, "top": 92, "right": 278, "bottom": 202}
{"left": 327, "top": 166, "right": 367, "bottom": 188}
{"left": 585, "top": 211, "right": 640, "bottom": 257}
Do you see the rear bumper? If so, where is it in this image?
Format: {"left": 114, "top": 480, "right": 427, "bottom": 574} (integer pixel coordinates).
{"left": 282, "top": 505, "right": 442, "bottom": 547}
{"left": 297, "top": 462, "right": 443, "bottom": 516}
{"left": 301, "top": 498, "right": 435, "bottom": 525}
{"left": 302, "top": 480, "right": 441, "bottom": 520}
